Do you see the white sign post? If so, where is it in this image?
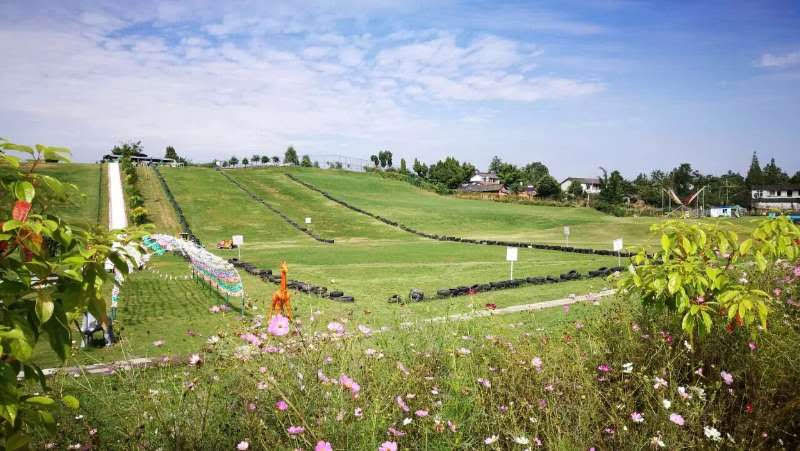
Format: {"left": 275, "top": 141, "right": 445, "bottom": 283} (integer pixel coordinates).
{"left": 613, "top": 238, "right": 623, "bottom": 266}
{"left": 232, "top": 235, "right": 244, "bottom": 260}
{"left": 563, "top": 226, "right": 570, "bottom": 245}
{"left": 506, "top": 247, "right": 518, "bottom": 280}
{"left": 305, "top": 217, "right": 311, "bottom": 224}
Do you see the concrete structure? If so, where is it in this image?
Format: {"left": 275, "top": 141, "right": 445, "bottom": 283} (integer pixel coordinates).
{"left": 751, "top": 185, "right": 800, "bottom": 211}
{"left": 560, "top": 177, "right": 601, "bottom": 194}
{"left": 709, "top": 205, "right": 745, "bottom": 218}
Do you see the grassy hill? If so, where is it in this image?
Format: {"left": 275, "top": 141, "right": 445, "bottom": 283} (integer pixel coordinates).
{"left": 36, "top": 162, "right": 103, "bottom": 226}
{"left": 289, "top": 168, "right": 760, "bottom": 248}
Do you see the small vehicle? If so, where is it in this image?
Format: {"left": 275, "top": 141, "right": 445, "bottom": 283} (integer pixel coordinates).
{"left": 216, "top": 239, "right": 237, "bottom": 249}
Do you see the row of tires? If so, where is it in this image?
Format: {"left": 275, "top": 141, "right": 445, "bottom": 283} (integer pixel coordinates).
{"left": 219, "top": 171, "right": 335, "bottom": 244}
{"left": 153, "top": 167, "right": 203, "bottom": 246}
{"left": 285, "top": 174, "right": 635, "bottom": 258}
{"left": 229, "top": 258, "right": 354, "bottom": 303}
{"left": 385, "top": 266, "right": 623, "bottom": 304}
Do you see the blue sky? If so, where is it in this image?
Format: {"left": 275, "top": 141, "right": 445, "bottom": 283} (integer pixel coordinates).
{"left": 1, "top": 0, "right": 798, "bottom": 179}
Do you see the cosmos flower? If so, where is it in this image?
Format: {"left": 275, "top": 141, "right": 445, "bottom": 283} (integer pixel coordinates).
{"left": 276, "top": 400, "right": 288, "bottom": 411}
{"left": 378, "top": 442, "right": 397, "bottom": 451}
{"left": 287, "top": 426, "right": 304, "bottom": 435}
{"left": 720, "top": 371, "right": 734, "bottom": 385}
{"left": 631, "top": 412, "right": 644, "bottom": 423}
{"left": 315, "top": 441, "right": 333, "bottom": 451}
{"left": 339, "top": 374, "right": 361, "bottom": 396}
{"left": 357, "top": 324, "right": 372, "bottom": 335}
{"left": 415, "top": 410, "right": 428, "bottom": 417}
{"left": 669, "top": 413, "right": 685, "bottom": 426}
{"left": 237, "top": 441, "right": 249, "bottom": 450}
{"left": 188, "top": 354, "right": 202, "bottom": 366}
{"left": 597, "top": 364, "right": 610, "bottom": 373}
{"left": 531, "top": 357, "right": 543, "bottom": 372}
{"left": 477, "top": 378, "right": 491, "bottom": 388}
{"left": 327, "top": 322, "right": 344, "bottom": 333}
{"left": 152, "top": 340, "right": 164, "bottom": 347}
{"left": 396, "top": 396, "right": 410, "bottom": 412}
{"left": 653, "top": 377, "right": 668, "bottom": 390}
{"left": 622, "top": 362, "right": 633, "bottom": 374}
{"left": 662, "top": 399, "right": 672, "bottom": 409}
{"left": 514, "top": 436, "right": 529, "bottom": 445}
{"left": 704, "top": 426, "right": 722, "bottom": 441}
{"left": 268, "top": 315, "right": 290, "bottom": 336}
{"left": 484, "top": 435, "right": 499, "bottom": 445}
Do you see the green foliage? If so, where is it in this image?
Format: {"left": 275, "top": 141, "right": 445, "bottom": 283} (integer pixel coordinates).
{"left": 284, "top": 147, "right": 299, "bottom": 165}
{"left": 567, "top": 180, "right": 584, "bottom": 197}
{"left": 746, "top": 151, "right": 763, "bottom": 187}
{"left": 242, "top": 158, "right": 249, "bottom": 166}
{"left": 229, "top": 156, "right": 239, "bottom": 166}
{"left": 427, "top": 157, "right": 475, "bottom": 189}
{"left": 120, "top": 157, "right": 149, "bottom": 225}
{"left": 260, "top": 155, "right": 270, "bottom": 164}
{"left": 536, "top": 175, "right": 561, "bottom": 198}
{"left": 399, "top": 158, "right": 407, "bottom": 174}
{"left": 412, "top": 158, "right": 427, "bottom": 178}
{"left": 618, "top": 217, "right": 800, "bottom": 340}
{"left": 598, "top": 167, "right": 626, "bottom": 205}
{"left": 110, "top": 141, "right": 144, "bottom": 157}
{"left": 301, "top": 155, "right": 312, "bottom": 167}
{"left": 0, "top": 140, "right": 144, "bottom": 445}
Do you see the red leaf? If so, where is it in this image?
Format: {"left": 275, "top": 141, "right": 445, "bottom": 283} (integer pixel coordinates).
{"left": 12, "top": 200, "right": 31, "bottom": 221}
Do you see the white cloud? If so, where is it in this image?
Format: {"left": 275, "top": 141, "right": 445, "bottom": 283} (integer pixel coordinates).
{"left": 758, "top": 50, "right": 800, "bottom": 68}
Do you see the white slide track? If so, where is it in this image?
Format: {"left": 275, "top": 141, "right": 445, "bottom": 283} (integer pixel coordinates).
{"left": 108, "top": 162, "right": 128, "bottom": 230}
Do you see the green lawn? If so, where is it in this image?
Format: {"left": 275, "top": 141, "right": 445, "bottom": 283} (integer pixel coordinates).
{"left": 36, "top": 163, "right": 102, "bottom": 226}
{"left": 289, "top": 167, "right": 760, "bottom": 248}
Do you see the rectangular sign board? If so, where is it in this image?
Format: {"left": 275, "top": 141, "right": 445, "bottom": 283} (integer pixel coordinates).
{"left": 563, "top": 226, "right": 570, "bottom": 236}
{"left": 232, "top": 235, "right": 244, "bottom": 246}
{"left": 613, "top": 238, "right": 623, "bottom": 252}
{"left": 506, "top": 246, "right": 518, "bottom": 262}
{"left": 305, "top": 217, "right": 312, "bottom": 224}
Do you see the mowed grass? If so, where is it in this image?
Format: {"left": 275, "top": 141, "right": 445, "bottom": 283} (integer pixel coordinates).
{"left": 36, "top": 162, "right": 102, "bottom": 226}
{"left": 290, "top": 167, "right": 760, "bottom": 248}
{"left": 161, "top": 166, "right": 618, "bottom": 307}
{"left": 32, "top": 254, "right": 243, "bottom": 368}
{"left": 136, "top": 166, "right": 181, "bottom": 234}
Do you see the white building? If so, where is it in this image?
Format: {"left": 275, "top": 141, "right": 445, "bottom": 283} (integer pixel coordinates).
{"left": 560, "top": 177, "right": 601, "bottom": 194}
{"left": 470, "top": 171, "right": 500, "bottom": 184}
{"left": 751, "top": 185, "right": 800, "bottom": 211}
{"left": 709, "top": 205, "right": 745, "bottom": 218}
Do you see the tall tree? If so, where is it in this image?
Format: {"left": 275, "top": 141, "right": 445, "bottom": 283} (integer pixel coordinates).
{"left": 301, "top": 155, "right": 312, "bottom": 167}
{"left": 428, "top": 157, "right": 473, "bottom": 189}
{"left": 272, "top": 156, "right": 280, "bottom": 163}
{"left": 252, "top": 154, "right": 260, "bottom": 164}
{"left": 284, "top": 146, "right": 299, "bottom": 165}
{"left": 536, "top": 175, "right": 562, "bottom": 198}
{"left": 599, "top": 167, "right": 626, "bottom": 204}
{"left": 242, "top": 158, "right": 249, "bottom": 166}
{"left": 370, "top": 155, "right": 379, "bottom": 168}
{"left": 762, "top": 158, "right": 789, "bottom": 184}
{"left": 164, "top": 146, "right": 178, "bottom": 160}
{"left": 261, "top": 155, "right": 270, "bottom": 164}
{"left": 399, "top": 158, "right": 408, "bottom": 173}
{"left": 669, "top": 163, "right": 698, "bottom": 198}
{"left": 745, "top": 152, "right": 763, "bottom": 187}
{"left": 229, "top": 156, "right": 239, "bottom": 166}
{"left": 791, "top": 171, "right": 800, "bottom": 184}
{"left": 488, "top": 155, "right": 503, "bottom": 173}
{"left": 413, "top": 158, "right": 428, "bottom": 177}
{"left": 111, "top": 140, "right": 144, "bottom": 157}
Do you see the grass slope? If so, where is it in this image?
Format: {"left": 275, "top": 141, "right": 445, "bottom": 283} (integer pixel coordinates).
{"left": 290, "top": 168, "right": 760, "bottom": 248}
{"left": 36, "top": 163, "right": 102, "bottom": 225}
{"left": 136, "top": 166, "right": 181, "bottom": 234}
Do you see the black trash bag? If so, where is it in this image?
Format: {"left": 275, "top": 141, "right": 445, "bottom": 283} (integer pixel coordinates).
{"left": 409, "top": 289, "right": 424, "bottom": 302}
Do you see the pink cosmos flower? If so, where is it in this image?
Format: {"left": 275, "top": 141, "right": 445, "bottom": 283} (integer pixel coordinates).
{"left": 597, "top": 364, "right": 610, "bottom": 373}
{"left": 531, "top": 357, "right": 543, "bottom": 372}
{"left": 396, "top": 396, "right": 410, "bottom": 412}
{"left": 287, "top": 426, "right": 304, "bottom": 435}
{"left": 477, "top": 378, "right": 491, "bottom": 388}
{"left": 357, "top": 324, "right": 372, "bottom": 335}
{"left": 152, "top": 340, "right": 164, "bottom": 347}
{"left": 720, "top": 371, "right": 734, "bottom": 385}
{"left": 268, "top": 315, "right": 290, "bottom": 336}
{"left": 415, "top": 409, "right": 428, "bottom": 417}
{"left": 748, "top": 342, "right": 757, "bottom": 351}
{"left": 237, "top": 441, "right": 249, "bottom": 450}
{"left": 794, "top": 266, "right": 800, "bottom": 278}
{"left": 339, "top": 374, "right": 361, "bottom": 396}
{"left": 247, "top": 402, "right": 257, "bottom": 412}
{"left": 669, "top": 413, "right": 685, "bottom": 426}
{"left": 484, "top": 435, "right": 499, "bottom": 444}
{"left": 318, "top": 369, "right": 330, "bottom": 383}
{"left": 631, "top": 411, "right": 644, "bottom": 423}
{"left": 448, "top": 420, "right": 457, "bottom": 432}
{"left": 315, "top": 441, "right": 333, "bottom": 451}
{"left": 653, "top": 377, "right": 668, "bottom": 389}
{"left": 327, "top": 322, "right": 344, "bottom": 333}
{"left": 188, "top": 354, "right": 202, "bottom": 366}
{"left": 276, "top": 400, "right": 288, "bottom": 411}
{"left": 378, "top": 441, "right": 398, "bottom": 451}
{"left": 387, "top": 427, "right": 406, "bottom": 437}
{"left": 354, "top": 407, "right": 363, "bottom": 418}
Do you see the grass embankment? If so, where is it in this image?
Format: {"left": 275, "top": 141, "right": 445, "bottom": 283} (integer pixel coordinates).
{"left": 136, "top": 166, "right": 181, "bottom": 234}
{"left": 160, "top": 167, "right": 618, "bottom": 306}
{"left": 36, "top": 162, "right": 103, "bottom": 226}
{"left": 290, "top": 168, "right": 760, "bottom": 248}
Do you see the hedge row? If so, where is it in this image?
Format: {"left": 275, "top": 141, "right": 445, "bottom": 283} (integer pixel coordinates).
{"left": 285, "top": 174, "right": 635, "bottom": 258}
{"left": 152, "top": 167, "right": 203, "bottom": 246}
{"left": 229, "top": 258, "right": 354, "bottom": 303}
{"left": 96, "top": 163, "right": 104, "bottom": 225}
{"left": 218, "top": 171, "right": 334, "bottom": 244}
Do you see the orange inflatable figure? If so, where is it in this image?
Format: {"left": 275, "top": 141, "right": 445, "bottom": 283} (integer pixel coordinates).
{"left": 271, "top": 261, "right": 292, "bottom": 320}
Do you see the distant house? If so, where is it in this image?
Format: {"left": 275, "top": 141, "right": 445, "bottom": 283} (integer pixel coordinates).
{"left": 751, "top": 185, "right": 800, "bottom": 211}
{"left": 709, "top": 205, "right": 745, "bottom": 218}
{"left": 459, "top": 183, "right": 508, "bottom": 195}
{"left": 469, "top": 171, "right": 499, "bottom": 184}
{"left": 560, "top": 177, "right": 601, "bottom": 194}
